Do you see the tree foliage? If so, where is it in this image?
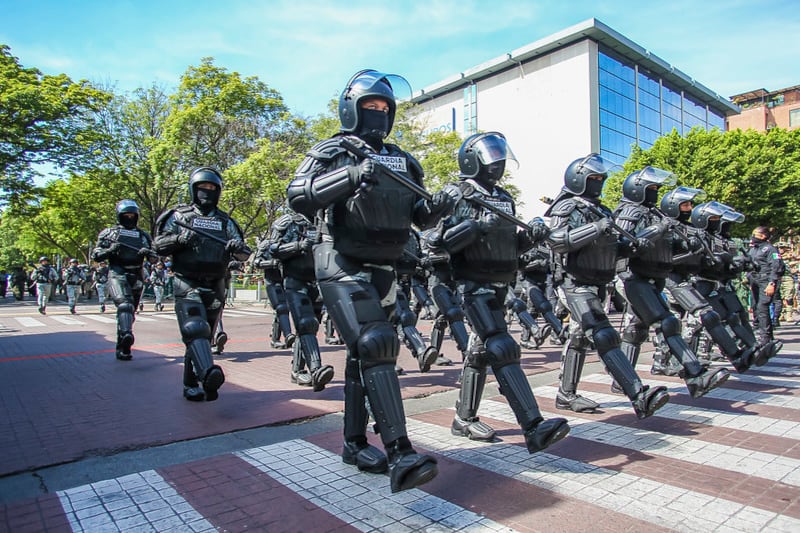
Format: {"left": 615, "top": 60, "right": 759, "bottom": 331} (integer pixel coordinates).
{"left": 0, "top": 45, "right": 110, "bottom": 204}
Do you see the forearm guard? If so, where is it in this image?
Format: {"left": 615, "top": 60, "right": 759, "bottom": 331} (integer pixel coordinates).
{"left": 547, "top": 222, "right": 603, "bottom": 254}
{"left": 287, "top": 166, "right": 357, "bottom": 215}
{"left": 441, "top": 220, "right": 481, "bottom": 253}
{"left": 153, "top": 234, "right": 182, "bottom": 256}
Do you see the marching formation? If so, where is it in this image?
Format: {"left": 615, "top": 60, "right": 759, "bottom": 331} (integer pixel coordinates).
{"left": 70, "top": 69, "right": 785, "bottom": 495}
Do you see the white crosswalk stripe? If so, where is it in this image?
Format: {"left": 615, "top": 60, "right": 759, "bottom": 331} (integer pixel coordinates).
{"left": 81, "top": 315, "right": 118, "bottom": 324}
{"left": 15, "top": 317, "right": 45, "bottom": 327}
{"left": 50, "top": 316, "right": 84, "bottom": 325}
{"left": 58, "top": 470, "right": 213, "bottom": 532}
{"left": 238, "top": 439, "right": 515, "bottom": 532}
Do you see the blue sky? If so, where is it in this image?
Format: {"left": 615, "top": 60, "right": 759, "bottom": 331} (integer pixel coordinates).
{"left": 3, "top": 0, "right": 798, "bottom": 118}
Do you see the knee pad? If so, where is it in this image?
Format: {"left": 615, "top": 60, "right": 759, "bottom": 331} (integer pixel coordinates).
{"left": 357, "top": 323, "right": 399, "bottom": 369}
{"left": 660, "top": 314, "right": 682, "bottom": 338}
{"left": 181, "top": 318, "right": 212, "bottom": 342}
{"left": 295, "top": 315, "right": 319, "bottom": 335}
{"left": 593, "top": 326, "right": 621, "bottom": 354}
{"left": 621, "top": 323, "right": 649, "bottom": 345}
{"left": 485, "top": 333, "right": 521, "bottom": 367}
{"left": 117, "top": 302, "right": 135, "bottom": 316}
{"left": 507, "top": 297, "right": 527, "bottom": 315}
{"left": 275, "top": 303, "right": 290, "bottom": 316}
{"left": 699, "top": 309, "right": 722, "bottom": 331}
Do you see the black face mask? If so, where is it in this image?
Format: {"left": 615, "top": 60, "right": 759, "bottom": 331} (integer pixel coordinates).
{"left": 583, "top": 179, "right": 604, "bottom": 199}
{"left": 120, "top": 214, "right": 138, "bottom": 229}
{"left": 706, "top": 219, "right": 721, "bottom": 234}
{"left": 751, "top": 236, "right": 765, "bottom": 245}
{"left": 677, "top": 211, "right": 691, "bottom": 223}
{"left": 195, "top": 188, "right": 220, "bottom": 214}
{"left": 358, "top": 109, "right": 390, "bottom": 149}
{"left": 720, "top": 222, "right": 732, "bottom": 238}
{"left": 644, "top": 187, "right": 659, "bottom": 206}
{"left": 474, "top": 161, "right": 505, "bottom": 190}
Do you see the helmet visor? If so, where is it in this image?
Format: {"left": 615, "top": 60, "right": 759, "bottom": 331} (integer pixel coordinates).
{"left": 576, "top": 153, "right": 618, "bottom": 178}
{"left": 346, "top": 70, "right": 412, "bottom": 102}
{"left": 721, "top": 209, "right": 745, "bottom": 223}
{"left": 471, "top": 135, "right": 519, "bottom": 171}
{"left": 671, "top": 186, "right": 707, "bottom": 204}
{"left": 639, "top": 166, "right": 678, "bottom": 188}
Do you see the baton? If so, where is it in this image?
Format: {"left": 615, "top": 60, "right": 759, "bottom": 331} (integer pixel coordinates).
{"left": 648, "top": 206, "right": 716, "bottom": 259}
{"left": 338, "top": 138, "right": 433, "bottom": 201}
{"left": 571, "top": 197, "right": 640, "bottom": 243}
{"left": 174, "top": 219, "right": 253, "bottom": 255}
{"left": 458, "top": 182, "right": 533, "bottom": 232}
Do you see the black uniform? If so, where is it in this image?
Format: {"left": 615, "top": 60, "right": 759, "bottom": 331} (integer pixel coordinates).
{"left": 92, "top": 200, "right": 157, "bottom": 360}
{"left": 287, "top": 70, "right": 450, "bottom": 493}
{"left": 432, "top": 132, "right": 569, "bottom": 452}
{"left": 516, "top": 240, "right": 563, "bottom": 349}
{"left": 394, "top": 230, "right": 439, "bottom": 372}
{"left": 613, "top": 171, "right": 729, "bottom": 399}
{"left": 153, "top": 168, "right": 250, "bottom": 402}
{"left": 748, "top": 233, "right": 783, "bottom": 345}
{"left": 547, "top": 155, "right": 670, "bottom": 417}
{"left": 269, "top": 212, "right": 333, "bottom": 391}
{"left": 253, "top": 238, "right": 294, "bottom": 349}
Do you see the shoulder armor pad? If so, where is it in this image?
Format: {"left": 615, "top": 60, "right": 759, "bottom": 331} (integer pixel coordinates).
{"left": 155, "top": 208, "right": 178, "bottom": 232}
{"left": 306, "top": 137, "right": 354, "bottom": 163}
{"left": 272, "top": 213, "right": 294, "bottom": 232}
{"left": 547, "top": 198, "right": 578, "bottom": 218}
{"left": 614, "top": 202, "right": 643, "bottom": 223}
{"left": 97, "top": 227, "right": 116, "bottom": 240}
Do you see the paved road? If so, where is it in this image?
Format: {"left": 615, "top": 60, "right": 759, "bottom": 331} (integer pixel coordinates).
{"left": 0, "top": 294, "right": 799, "bottom": 532}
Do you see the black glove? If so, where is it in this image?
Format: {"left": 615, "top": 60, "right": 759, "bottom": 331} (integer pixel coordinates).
{"left": 107, "top": 242, "right": 121, "bottom": 254}
{"left": 687, "top": 236, "right": 704, "bottom": 252}
{"left": 635, "top": 237, "right": 653, "bottom": 251}
{"left": 138, "top": 247, "right": 156, "bottom": 258}
{"left": 177, "top": 229, "right": 195, "bottom": 246}
{"left": 300, "top": 238, "right": 314, "bottom": 253}
{"left": 593, "top": 218, "right": 612, "bottom": 234}
{"left": 348, "top": 158, "right": 376, "bottom": 190}
{"left": 225, "top": 239, "right": 247, "bottom": 254}
{"left": 428, "top": 190, "right": 456, "bottom": 217}
{"left": 528, "top": 220, "right": 550, "bottom": 242}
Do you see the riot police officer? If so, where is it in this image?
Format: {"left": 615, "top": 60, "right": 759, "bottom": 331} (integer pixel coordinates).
{"left": 748, "top": 226, "right": 784, "bottom": 354}
{"left": 516, "top": 232, "right": 563, "bottom": 349}
{"left": 64, "top": 258, "right": 86, "bottom": 314}
{"left": 430, "top": 131, "right": 570, "bottom": 450}
{"left": 95, "top": 260, "right": 109, "bottom": 312}
{"left": 546, "top": 154, "right": 670, "bottom": 417}
{"left": 153, "top": 168, "right": 251, "bottom": 401}
{"left": 269, "top": 211, "right": 334, "bottom": 391}
{"left": 253, "top": 237, "right": 294, "bottom": 349}
{"left": 613, "top": 169, "right": 730, "bottom": 398}
{"left": 658, "top": 189, "right": 757, "bottom": 374}
{"left": 92, "top": 200, "right": 158, "bottom": 360}
{"left": 31, "top": 256, "right": 58, "bottom": 314}
{"left": 287, "top": 70, "right": 453, "bottom": 493}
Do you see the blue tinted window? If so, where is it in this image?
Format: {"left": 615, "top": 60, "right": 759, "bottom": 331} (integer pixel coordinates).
{"left": 708, "top": 111, "right": 725, "bottom": 130}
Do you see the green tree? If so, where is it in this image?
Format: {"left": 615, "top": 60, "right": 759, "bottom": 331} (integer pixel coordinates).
{"left": 0, "top": 44, "right": 110, "bottom": 204}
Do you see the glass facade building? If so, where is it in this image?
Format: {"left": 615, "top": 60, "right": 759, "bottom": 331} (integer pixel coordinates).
{"left": 598, "top": 48, "right": 727, "bottom": 165}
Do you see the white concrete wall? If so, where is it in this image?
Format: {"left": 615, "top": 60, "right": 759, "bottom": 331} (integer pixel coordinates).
{"left": 416, "top": 40, "right": 598, "bottom": 221}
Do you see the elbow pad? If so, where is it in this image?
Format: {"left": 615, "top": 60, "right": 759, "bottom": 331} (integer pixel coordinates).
{"left": 288, "top": 166, "right": 357, "bottom": 215}
{"left": 547, "top": 222, "right": 602, "bottom": 253}
{"left": 442, "top": 220, "right": 480, "bottom": 253}
{"left": 153, "top": 234, "right": 181, "bottom": 256}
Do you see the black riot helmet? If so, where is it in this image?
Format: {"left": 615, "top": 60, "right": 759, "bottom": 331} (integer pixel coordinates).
{"left": 39, "top": 256, "right": 49, "bottom": 264}
{"left": 338, "top": 70, "right": 411, "bottom": 145}
{"left": 563, "top": 153, "right": 616, "bottom": 198}
{"left": 189, "top": 167, "right": 223, "bottom": 214}
{"left": 690, "top": 201, "right": 732, "bottom": 232}
{"left": 458, "top": 132, "right": 518, "bottom": 190}
{"left": 660, "top": 186, "right": 707, "bottom": 221}
{"left": 116, "top": 199, "right": 140, "bottom": 229}
{"left": 720, "top": 208, "right": 745, "bottom": 237}
{"left": 622, "top": 166, "right": 677, "bottom": 206}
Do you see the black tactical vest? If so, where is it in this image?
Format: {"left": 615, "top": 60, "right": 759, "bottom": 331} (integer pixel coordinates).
{"left": 327, "top": 144, "right": 417, "bottom": 262}
{"left": 169, "top": 205, "right": 229, "bottom": 280}
{"left": 554, "top": 200, "right": 619, "bottom": 285}
{"left": 617, "top": 204, "right": 673, "bottom": 279}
